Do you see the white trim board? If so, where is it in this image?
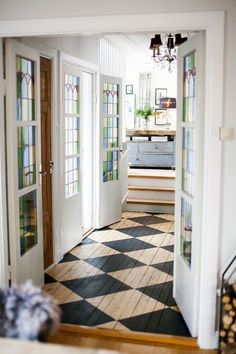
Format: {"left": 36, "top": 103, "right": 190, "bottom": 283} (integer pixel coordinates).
{"left": 0, "top": 11, "right": 225, "bottom": 349}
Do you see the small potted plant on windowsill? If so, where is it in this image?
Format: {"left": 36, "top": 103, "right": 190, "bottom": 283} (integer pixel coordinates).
{"left": 135, "top": 105, "right": 155, "bottom": 129}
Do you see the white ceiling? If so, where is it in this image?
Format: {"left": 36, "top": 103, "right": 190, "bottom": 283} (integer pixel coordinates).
{"left": 103, "top": 32, "right": 194, "bottom": 65}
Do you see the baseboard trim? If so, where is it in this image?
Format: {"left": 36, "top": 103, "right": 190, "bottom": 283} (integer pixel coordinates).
{"left": 56, "top": 324, "right": 198, "bottom": 348}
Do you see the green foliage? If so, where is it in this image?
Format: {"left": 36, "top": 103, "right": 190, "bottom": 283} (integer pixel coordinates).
{"left": 135, "top": 105, "right": 154, "bottom": 120}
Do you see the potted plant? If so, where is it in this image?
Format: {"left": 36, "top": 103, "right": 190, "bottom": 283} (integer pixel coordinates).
{"left": 135, "top": 105, "right": 154, "bottom": 129}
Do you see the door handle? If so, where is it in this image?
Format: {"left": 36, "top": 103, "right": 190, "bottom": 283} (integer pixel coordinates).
{"left": 39, "top": 171, "right": 47, "bottom": 176}
{"left": 49, "top": 160, "right": 54, "bottom": 174}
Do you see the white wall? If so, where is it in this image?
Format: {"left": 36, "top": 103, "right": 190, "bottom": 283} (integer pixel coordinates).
{"left": 125, "top": 56, "right": 177, "bottom": 129}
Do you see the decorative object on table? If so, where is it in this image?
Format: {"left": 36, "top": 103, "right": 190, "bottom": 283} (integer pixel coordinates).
{"left": 0, "top": 281, "right": 60, "bottom": 341}
{"left": 159, "top": 97, "right": 177, "bottom": 130}
{"left": 218, "top": 256, "right": 236, "bottom": 354}
{"left": 135, "top": 105, "right": 154, "bottom": 129}
{"left": 155, "top": 88, "right": 167, "bottom": 107}
{"left": 149, "top": 33, "right": 188, "bottom": 72}
{"left": 155, "top": 109, "right": 166, "bottom": 125}
{"left": 125, "top": 84, "right": 133, "bottom": 94}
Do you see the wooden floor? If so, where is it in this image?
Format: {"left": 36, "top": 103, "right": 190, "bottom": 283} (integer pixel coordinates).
{"left": 49, "top": 325, "right": 216, "bottom": 354}
{"left": 43, "top": 212, "right": 190, "bottom": 336}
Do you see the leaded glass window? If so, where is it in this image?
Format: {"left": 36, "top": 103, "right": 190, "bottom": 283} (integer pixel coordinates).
{"left": 103, "top": 83, "right": 119, "bottom": 183}
{"left": 64, "top": 74, "right": 80, "bottom": 198}
{"left": 180, "top": 51, "right": 196, "bottom": 267}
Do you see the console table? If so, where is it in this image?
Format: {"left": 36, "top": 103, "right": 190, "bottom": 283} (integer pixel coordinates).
{"left": 126, "top": 130, "right": 176, "bottom": 169}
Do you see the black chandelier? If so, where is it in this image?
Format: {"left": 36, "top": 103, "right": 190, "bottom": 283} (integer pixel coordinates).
{"left": 149, "top": 33, "right": 187, "bottom": 72}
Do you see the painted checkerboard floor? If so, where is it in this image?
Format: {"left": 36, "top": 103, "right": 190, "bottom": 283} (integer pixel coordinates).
{"left": 43, "top": 212, "right": 191, "bottom": 337}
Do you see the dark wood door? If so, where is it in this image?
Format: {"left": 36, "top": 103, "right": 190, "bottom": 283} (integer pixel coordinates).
{"left": 40, "top": 57, "right": 53, "bottom": 269}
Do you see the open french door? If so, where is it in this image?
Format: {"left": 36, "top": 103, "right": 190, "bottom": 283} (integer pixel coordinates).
{"left": 174, "top": 32, "right": 205, "bottom": 336}
{"left": 61, "top": 62, "right": 83, "bottom": 254}
{"left": 97, "top": 75, "right": 122, "bottom": 228}
{"left": 5, "top": 39, "right": 44, "bottom": 286}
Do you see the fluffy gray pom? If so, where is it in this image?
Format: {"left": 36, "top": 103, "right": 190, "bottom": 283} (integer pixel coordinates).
{"left": 0, "top": 281, "right": 60, "bottom": 341}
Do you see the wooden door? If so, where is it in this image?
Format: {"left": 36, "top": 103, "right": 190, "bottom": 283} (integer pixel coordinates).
{"left": 40, "top": 57, "right": 53, "bottom": 269}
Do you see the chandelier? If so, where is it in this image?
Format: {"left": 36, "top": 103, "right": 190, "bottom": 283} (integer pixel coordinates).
{"left": 149, "top": 33, "right": 187, "bottom": 73}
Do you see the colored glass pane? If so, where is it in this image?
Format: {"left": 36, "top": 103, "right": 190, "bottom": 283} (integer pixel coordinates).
{"left": 65, "top": 116, "right": 79, "bottom": 156}
{"left": 103, "top": 150, "right": 119, "bottom": 183}
{"left": 183, "top": 51, "right": 196, "bottom": 122}
{"left": 19, "top": 190, "right": 38, "bottom": 256}
{"left": 103, "top": 117, "right": 119, "bottom": 149}
{"left": 17, "top": 127, "right": 36, "bottom": 190}
{"left": 103, "top": 82, "right": 119, "bottom": 115}
{"left": 16, "top": 56, "right": 35, "bottom": 121}
{"left": 180, "top": 198, "right": 192, "bottom": 267}
{"left": 182, "top": 128, "right": 194, "bottom": 196}
{"left": 65, "top": 74, "right": 80, "bottom": 115}
{"left": 65, "top": 157, "right": 79, "bottom": 198}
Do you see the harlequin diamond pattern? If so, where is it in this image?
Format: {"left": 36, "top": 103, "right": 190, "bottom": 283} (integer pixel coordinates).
{"left": 43, "top": 212, "right": 191, "bottom": 337}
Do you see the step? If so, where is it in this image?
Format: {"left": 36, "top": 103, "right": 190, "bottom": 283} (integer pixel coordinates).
{"left": 128, "top": 175, "right": 175, "bottom": 188}
{"left": 51, "top": 324, "right": 199, "bottom": 349}
{"left": 126, "top": 198, "right": 175, "bottom": 214}
{"left": 127, "top": 188, "right": 175, "bottom": 201}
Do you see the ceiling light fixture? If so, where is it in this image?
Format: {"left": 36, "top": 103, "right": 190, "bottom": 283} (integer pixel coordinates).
{"left": 149, "top": 33, "right": 188, "bottom": 73}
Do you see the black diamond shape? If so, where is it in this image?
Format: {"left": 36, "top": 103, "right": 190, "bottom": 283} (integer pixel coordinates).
{"left": 60, "top": 300, "right": 114, "bottom": 326}
{"left": 85, "top": 253, "right": 145, "bottom": 272}
{"left": 44, "top": 273, "right": 57, "bottom": 284}
{"left": 138, "top": 281, "right": 176, "bottom": 306}
{"left": 59, "top": 253, "right": 80, "bottom": 263}
{"left": 62, "top": 273, "right": 131, "bottom": 298}
{"left": 103, "top": 238, "right": 156, "bottom": 253}
{"left": 128, "top": 215, "right": 166, "bottom": 225}
{"left": 82, "top": 237, "right": 97, "bottom": 245}
{"left": 120, "top": 308, "right": 191, "bottom": 336}
{"left": 118, "top": 225, "right": 162, "bottom": 237}
{"left": 152, "top": 261, "right": 173, "bottom": 276}
{"left": 160, "top": 244, "right": 174, "bottom": 253}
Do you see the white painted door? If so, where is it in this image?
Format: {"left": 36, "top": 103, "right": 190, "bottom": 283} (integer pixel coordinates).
{"left": 5, "top": 39, "right": 44, "bottom": 286}
{"left": 61, "top": 63, "right": 82, "bottom": 254}
{"left": 97, "top": 75, "right": 122, "bottom": 228}
{"left": 174, "top": 33, "right": 205, "bottom": 336}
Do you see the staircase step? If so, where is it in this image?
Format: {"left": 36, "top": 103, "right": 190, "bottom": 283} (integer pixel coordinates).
{"left": 128, "top": 173, "right": 175, "bottom": 179}
{"left": 127, "top": 198, "right": 175, "bottom": 205}
{"left": 128, "top": 186, "right": 175, "bottom": 192}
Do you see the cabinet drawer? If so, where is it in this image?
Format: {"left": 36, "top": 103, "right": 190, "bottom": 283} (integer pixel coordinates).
{"left": 138, "top": 142, "right": 174, "bottom": 153}
{"left": 127, "top": 142, "right": 138, "bottom": 153}
{"left": 128, "top": 153, "right": 174, "bottom": 167}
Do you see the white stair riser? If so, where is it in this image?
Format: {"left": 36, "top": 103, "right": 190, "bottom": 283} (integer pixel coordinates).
{"left": 126, "top": 203, "right": 174, "bottom": 214}
{"left": 128, "top": 177, "right": 175, "bottom": 188}
{"left": 128, "top": 189, "right": 175, "bottom": 201}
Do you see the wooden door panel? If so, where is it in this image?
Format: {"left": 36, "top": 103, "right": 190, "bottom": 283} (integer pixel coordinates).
{"left": 40, "top": 57, "right": 53, "bottom": 269}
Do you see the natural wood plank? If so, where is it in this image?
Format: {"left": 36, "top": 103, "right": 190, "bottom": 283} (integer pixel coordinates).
{"left": 128, "top": 186, "right": 175, "bottom": 192}
{"left": 126, "top": 129, "right": 176, "bottom": 136}
{"left": 126, "top": 198, "right": 175, "bottom": 205}
{"left": 128, "top": 174, "right": 175, "bottom": 179}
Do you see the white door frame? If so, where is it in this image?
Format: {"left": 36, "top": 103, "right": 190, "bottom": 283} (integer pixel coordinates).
{"left": 0, "top": 11, "right": 224, "bottom": 348}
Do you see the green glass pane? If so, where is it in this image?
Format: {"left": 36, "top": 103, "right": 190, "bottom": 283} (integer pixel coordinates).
{"left": 16, "top": 56, "right": 35, "bottom": 121}
{"left": 103, "top": 128, "right": 108, "bottom": 138}
{"left": 19, "top": 190, "right": 38, "bottom": 256}
{"left": 183, "top": 51, "right": 196, "bottom": 123}
{"left": 180, "top": 198, "right": 192, "bottom": 267}
{"left": 17, "top": 127, "right": 36, "bottom": 190}
{"left": 107, "top": 151, "right": 113, "bottom": 161}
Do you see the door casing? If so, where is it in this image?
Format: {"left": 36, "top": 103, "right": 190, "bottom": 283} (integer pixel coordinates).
{"left": 0, "top": 11, "right": 225, "bottom": 349}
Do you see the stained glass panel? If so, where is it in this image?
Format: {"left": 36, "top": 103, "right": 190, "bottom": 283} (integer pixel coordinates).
{"left": 180, "top": 198, "right": 192, "bottom": 267}
{"left": 182, "top": 128, "right": 194, "bottom": 196}
{"left": 65, "top": 157, "right": 79, "bottom": 198}
{"left": 103, "top": 83, "right": 119, "bottom": 115}
{"left": 65, "top": 116, "right": 79, "bottom": 156}
{"left": 65, "top": 74, "right": 80, "bottom": 115}
{"left": 103, "top": 117, "right": 118, "bottom": 148}
{"left": 103, "top": 150, "right": 118, "bottom": 182}
{"left": 183, "top": 51, "right": 196, "bottom": 122}
{"left": 17, "top": 127, "right": 36, "bottom": 190}
{"left": 16, "top": 56, "right": 35, "bottom": 121}
{"left": 19, "top": 190, "right": 37, "bottom": 256}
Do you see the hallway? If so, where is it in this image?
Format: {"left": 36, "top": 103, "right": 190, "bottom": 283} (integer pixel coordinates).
{"left": 43, "top": 212, "right": 190, "bottom": 337}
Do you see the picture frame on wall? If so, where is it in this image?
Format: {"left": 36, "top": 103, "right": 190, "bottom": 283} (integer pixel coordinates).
{"left": 126, "top": 85, "right": 133, "bottom": 94}
{"left": 155, "top": 88, "right": 167, "bottom": 106}
{"left": 155, "top": 109, "right": 166, "bottom": 125}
